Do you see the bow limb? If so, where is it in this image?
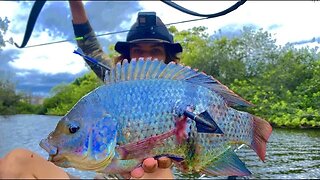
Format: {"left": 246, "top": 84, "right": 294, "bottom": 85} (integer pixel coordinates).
{"left": 14, "top": 0, "right": 47, "bottom": 48}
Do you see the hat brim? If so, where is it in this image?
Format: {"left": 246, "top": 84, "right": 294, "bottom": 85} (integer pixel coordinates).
{"left": 115, "top": 40, "right": 183, "bottom": 56}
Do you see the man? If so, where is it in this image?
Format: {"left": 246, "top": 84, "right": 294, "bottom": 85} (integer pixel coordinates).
{"left": 70, "top": 1, "right": 182, "bottom": 81}
{"left": 0, "top": 1, "right": 181, "bottom": 179}
{"left": 70, "top": 1, "right": 182, "bottom": 178}
{"left": 69, "top": 1, "right": 182, "bottom": 177}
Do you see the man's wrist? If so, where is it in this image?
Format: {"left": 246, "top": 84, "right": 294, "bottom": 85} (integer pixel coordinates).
{"left": 73, "top": 21, "right": 93, "bottom": 37}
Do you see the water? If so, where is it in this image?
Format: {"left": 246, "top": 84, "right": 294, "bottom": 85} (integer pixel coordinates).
{"left": 0, "top": 115, "right": 319, "bottom": 179}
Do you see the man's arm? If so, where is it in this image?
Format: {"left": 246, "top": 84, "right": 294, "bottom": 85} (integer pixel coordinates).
{"left": 69, "top": 1, "right": 88, "bottom": 24}
{"left": 68, "top": 2, "right": 174, "bottom": 179}
{"left": 69, "top": 1, "right": 114, "bottom": 81}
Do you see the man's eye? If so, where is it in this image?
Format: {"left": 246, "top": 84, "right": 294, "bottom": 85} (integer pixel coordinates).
{"left": 133, "top": 49, "right": 142, "bottom": 54}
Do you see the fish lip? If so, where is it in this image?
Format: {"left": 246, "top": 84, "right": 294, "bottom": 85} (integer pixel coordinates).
{"left": 49, "top": 153, "right": 64, "bottom": 163}
{"left": 39, "top": 139, "right": 75, "bottom": 167}
{"left": 47, "top": 148, "right": 69, "bottom": 166}
{"left": 39, "top": 139, "right": 66, "bottom": 164}
{"left": 39, "top": 138, "right": 58, "bottom": 156}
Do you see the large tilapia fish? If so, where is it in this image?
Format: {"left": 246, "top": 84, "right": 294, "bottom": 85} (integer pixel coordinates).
{"left": 40, "top": 58, "right": 272, "bottom": 177}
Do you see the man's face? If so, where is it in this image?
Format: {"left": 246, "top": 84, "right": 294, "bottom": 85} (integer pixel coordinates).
{"left": 129, "top": 42, "right": 166, "bottom": 61}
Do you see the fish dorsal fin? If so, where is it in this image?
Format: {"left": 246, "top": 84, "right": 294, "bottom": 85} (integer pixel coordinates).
{"left": 104, "top": 58, "right": 253, "bottom": 107}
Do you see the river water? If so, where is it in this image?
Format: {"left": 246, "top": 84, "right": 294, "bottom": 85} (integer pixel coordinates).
{"left": 0, "top": 115, "right": 319, "bottom": 179}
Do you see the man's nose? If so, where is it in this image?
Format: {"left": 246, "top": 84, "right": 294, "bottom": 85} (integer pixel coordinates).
{"left": 137, "top": 52, "right": 152, "bottom": 59}
{"left": 142, "top": 52, "right": 152, "bottom": 58}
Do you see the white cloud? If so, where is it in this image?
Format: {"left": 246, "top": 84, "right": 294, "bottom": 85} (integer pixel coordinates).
{"left": 7, "top": 31, "right": 87, "bottom": 75}
{"left": 294, "top": 42, "right": 319, "bottom": 51}
{"left": 16, "top": 71, "right": 31, "bottom": 76}
{"left": 0, "top": 2, "right": 20, "bottom": 18}
{"left": 0, "top": 2, "right": 30, "bottom": 37}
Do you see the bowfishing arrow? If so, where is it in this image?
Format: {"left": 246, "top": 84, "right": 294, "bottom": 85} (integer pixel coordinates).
{"left": 73, "top": 49, "right": 111, "bottom": 72}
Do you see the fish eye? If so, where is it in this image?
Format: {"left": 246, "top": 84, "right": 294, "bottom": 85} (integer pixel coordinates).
{"left": 68, "top": 125, "right": 80, "bottom": 134}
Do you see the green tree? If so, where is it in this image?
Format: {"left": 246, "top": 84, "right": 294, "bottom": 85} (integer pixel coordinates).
{"left": 231, "top": 45, "right": 320, "bottom": 128}
{"left": 0, "top": 77, "right": 42, "bottom": 115}
{"left": 171, "top": 26, "right": 279, "bottom": 85}
{"left": 0, "top": 79, "right": 20, "bottom": 114}
{"left": 0, "top": 16, "right": 11, "bottom": 49}
{"left": 41, "top": 71, "right": 103, "bottom": 115}
{"left": 0, "top": 17, "right": 40, "bottom": 115}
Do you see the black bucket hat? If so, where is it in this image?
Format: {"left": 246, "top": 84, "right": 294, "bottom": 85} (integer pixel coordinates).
{"left": 115, "top": 12, "right": 183, "bottom": 55}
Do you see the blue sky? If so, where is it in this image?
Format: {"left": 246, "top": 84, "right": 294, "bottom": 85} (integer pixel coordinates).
{"left": 0, "top": 1, "right": 319, "bottom": 97}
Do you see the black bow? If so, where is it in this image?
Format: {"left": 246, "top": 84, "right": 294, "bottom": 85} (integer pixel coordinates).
{"left": 14, "top": 0, "right": 46, "bottom": 48}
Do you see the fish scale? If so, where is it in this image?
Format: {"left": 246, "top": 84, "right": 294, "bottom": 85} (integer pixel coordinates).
{"left": 40, "top": 59, "right": 272, "bottom": 177}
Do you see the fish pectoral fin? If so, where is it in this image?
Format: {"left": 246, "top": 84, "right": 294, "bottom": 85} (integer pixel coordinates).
{"left": 116, "top": 130, "right": 175, "bottom": 160}
{"left": 201, "top": 148, "right": 251, "bottom": 177}
{"left": 184, "top": 110, "right": 223, "bottom": 134}
{"left": 103, "top": 158, "right": 141, "bottom": 176}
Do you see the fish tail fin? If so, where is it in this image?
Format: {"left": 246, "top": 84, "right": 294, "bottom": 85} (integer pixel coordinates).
{"left": 249, "top": 115, "right": 272, "bottom": 162}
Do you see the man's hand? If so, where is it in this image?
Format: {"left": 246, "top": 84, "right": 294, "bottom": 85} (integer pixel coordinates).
{"left": 130, "top": 157, "right": 174, "bottom": 179}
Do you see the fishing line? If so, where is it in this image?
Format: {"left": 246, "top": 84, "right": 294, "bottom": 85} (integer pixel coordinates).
{"left": 18, "top": 17, "right": 215, "bottom": 49}
{"left": 14, "top": 0, "right": 246, "bottom": 49}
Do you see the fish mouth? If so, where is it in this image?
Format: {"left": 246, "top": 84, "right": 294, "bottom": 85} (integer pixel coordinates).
{"left": 40, "top": 139, "right": 70, "bottom": 167}
{"left": 39, "top": 135, "right": 113, "bottom": 171}
{"left": 48, "top": 153, "right": 68, "bottom": 166}
{"left": 39, "top": 138, "right": 62, "bottom": 162}
{"left": 39, "top": 138, "right": 57, "bottom": 155}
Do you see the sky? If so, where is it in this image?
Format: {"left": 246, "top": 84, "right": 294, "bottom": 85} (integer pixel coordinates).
{"left": 0, "top": 1, "right": 319, "bottom": 97}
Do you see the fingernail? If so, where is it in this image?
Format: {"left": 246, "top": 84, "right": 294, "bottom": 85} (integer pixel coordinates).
{"left": 130, "top": 167, "right": 144, "bottom": 178}
{"left": 158, "top": 157, "right": 172, "bottom": 169}
{"left": 142, "top": 158, "right": 157, "bottom": 173}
